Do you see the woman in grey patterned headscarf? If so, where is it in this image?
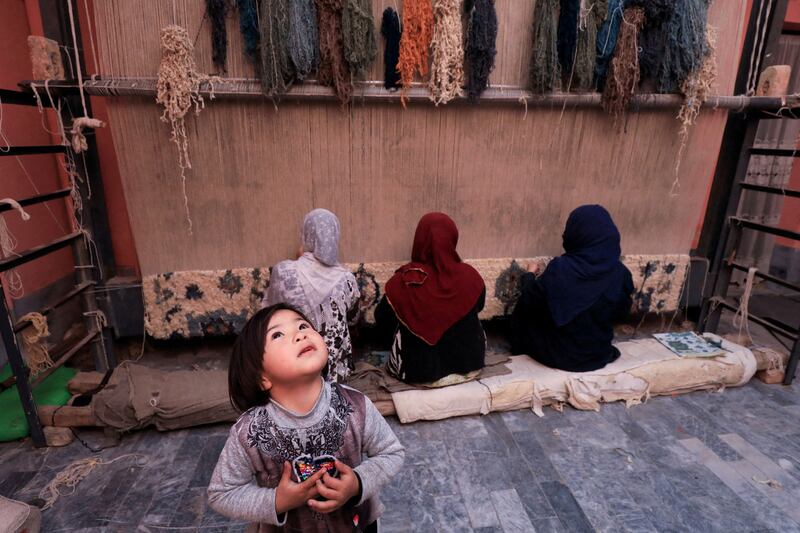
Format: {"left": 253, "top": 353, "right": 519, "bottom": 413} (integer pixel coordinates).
{"left": 262, "top": 209, "right": 361, "bottom": 381}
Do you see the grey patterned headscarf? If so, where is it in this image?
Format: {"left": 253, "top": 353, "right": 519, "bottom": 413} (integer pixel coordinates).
{"left": 302, "top": 208, "right": 341, "bottom": 266}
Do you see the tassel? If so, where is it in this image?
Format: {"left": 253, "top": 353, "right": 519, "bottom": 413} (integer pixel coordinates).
{"left": 342, "top": 0, "right": 378, "bottom": 78}
{"left": 628, "top": 0, "right": 674, "bottom": 87}
{"left": 530, "top": 0, "right": 560, "bottom": 93}
{"left": 429, "top": 0, "right": 465, "bottom": 105}
{"left": 398, "top": 0, "right": 434, "bottom": 105}
{"left": 465, "top": 0, "right": 498, "bottom": 102}
{"left": 572, "top": 0, "right": 606, "bottom": 91}
{"left": 601, "top": 6, "right": 645, "bottom": 127}
{"left": 259, "top": 0, "right": 295, "bottom": 97}
{"left": 557, "top": 0, "right": 580, "bottom": 77}
{"left": 316, "top": 0, "right": 353, "bottom": 105}
{"left": 237, "top": 0, "right": 260, "bottom": 60}
{"left": 288, "top": 0, "right": 319, "bottom": 80}
{"left": 207, "top": 0, "right": 228, "bottom": 72}
{"left": 658, "top": 0, "right": 710, "bottom": 93}
{"left": 381, "top": 8, "right": 402, "bottom": 90}
{"left": 594, "top": 0, "right": 624, "bottom": 91}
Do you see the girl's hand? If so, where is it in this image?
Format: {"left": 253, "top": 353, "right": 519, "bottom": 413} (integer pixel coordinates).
{"left": 307, "top": 460, "right": 360, "bottom": 514}
{"left": 275, "top": 461, "right": 325, "bottom": 514}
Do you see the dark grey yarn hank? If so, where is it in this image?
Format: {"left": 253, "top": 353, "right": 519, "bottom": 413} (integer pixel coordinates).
{"left": 557, "top": 0, "right": 580, "bottom": 76}
{"left": 658, "top": 0, "right": 709, "bottom": 93}
{"left": 207, "top": 0, "right": 228, "bottom": 71}
{"left": 530, "top": 0, "right": 560, "bottom": 93}
{"left": 629, "top": 0, "right": 675, "bottom": 87}
{"left": 237, "top": 0, "right": 260, "bottom": 60}
{"left": 287, "top": 0, "right": 319, "bottom": 80}
{"left": 342, "top": 0, "right": 378, "bottom": 78}
{"left": 381, "top": 7, "right": 402, "bottom": 90}
{"left": 465, "top": 0, "right": 498, "bottom": 101}
{"left": 259, "top": 0, "right": 295, "bottom": 97}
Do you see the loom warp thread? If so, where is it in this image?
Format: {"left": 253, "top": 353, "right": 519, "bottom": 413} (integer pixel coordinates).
{"left": 465, "top": 0, "right": 498, "bottom": 102}
{"left": 381, "top": 8, "right": 402, "bottom": 90}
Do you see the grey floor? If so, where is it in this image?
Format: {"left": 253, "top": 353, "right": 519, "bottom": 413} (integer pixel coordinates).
{"left": 1, "top": 377, "right": 799, "bottom": 532}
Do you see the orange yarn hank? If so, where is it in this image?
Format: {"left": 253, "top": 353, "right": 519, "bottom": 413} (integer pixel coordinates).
{"left": 397, "top": 0, "right": 434, "bottom": 105}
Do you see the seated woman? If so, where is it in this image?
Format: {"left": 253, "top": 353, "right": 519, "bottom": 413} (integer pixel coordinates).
{"left": 375, "top": 212, "right": 486, "bottom": 384}
{"left": 262, "top": 208, "right": 360, "bottom": 382}
{"left": 510, "top": 205, "right": 634, "bottom": 372}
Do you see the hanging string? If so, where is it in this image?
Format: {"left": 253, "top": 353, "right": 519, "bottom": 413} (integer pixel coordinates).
{"left": 465, "top": 0, "right": 498, "bottom": 102}
{"left": 287, "top": 0, "right": 319, "bottom": 80}
{"left": 19, "top": 312, "right": 53, "bottom": 375}
{"left": 259, "top": 0, "right": 295, "bottom": 97}
{"left": 429, "top": 0, "right": 465, "bottom": 105}
{"left": 530, "top": 0, "right": 560, "bottom": 93}
{"left": 601, "top": 7, "right": 645, "bottom": 128}
{"left": 207, "top": 0, "right": 228, "bottom": 72}
{"left": 316, "top": 0, "right": 353, "bottom": 105}
{"left": 658, "top": 0, "right": 710, "bottom": 93}
{"left": 237, "top": 0, "right": 261, "bottom": 60}
{"left": 573, "top": 0, "right": 606, "bottom": 92}
{"left": 0, "top": 199, "right": 31, "bottom": 300}
{"left": 594, "top": 0, "right": 625, "bottom": 91}
{"left": 732, "top": 266, "right": 757, "bottom": 344}
{"left": 381, "top": 7, "right": 402, "bottom": 90}
{"left": 398, "top": 0, "right": 434, "bottom": 105}
{"left": 66, "top": 0, "right": 89, "bottom": 117}
{"left": 81, "top": 0, "right": 100, "bottom": 76}
{"left": 342, "top": 0, "right": 377, "bottom": 79}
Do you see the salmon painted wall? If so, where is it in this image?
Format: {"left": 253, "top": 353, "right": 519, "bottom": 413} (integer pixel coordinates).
{"left": 777, "top": 0, "right": 800, "bottom": 250}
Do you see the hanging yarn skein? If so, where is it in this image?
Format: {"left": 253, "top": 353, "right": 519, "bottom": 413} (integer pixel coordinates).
{"left": 288, "top": 0, "right": 319, "bottom": 80}
{"left": 602, "top": 7, "right": 645, "bottom": 128}
{"left": 259, "top": 0, "right": 295, "bottom": 97}
{"left": 207, "top": 0, "right": 228, "bottom": 72}
{"left": 0, "top": 199, "right": 31, "bottom": 299}
{"left": 629, "top": 0, "right": 674, "bottom": 87}
{"left": 573, "top": 0, "right": 607, "bottom": 92}
{"left": 658, "top": 0, "right": 710, "bottom": 93}
{"left": 316, "top": 0, "right": 353, "bottom": 105}
{"left": 429, "top": 0, "right": 465, "bottom": 105}
{"left": 465, "top": 0, "right": 498, "bottom": 102}
{"left": 594, "top": 0, "right": 625, "bottom": 91}
{"left": 398, "top": 0, "right": 434, "bottom": 105}
{"left": 155, "top": 25, "right": 218, "bottom": 234}
{"left": 342, "top": 0, "right": 378, "bottom": 78}
{"left": 557, "top": 0, "right": 581, "bottom": 80}
{"left": 237, "top": 0, "right": 260, "bottom": 60}
{"left": 381, "top": 8, "right": 402, "bottom": 90}
{"left": 530, "top": 0, "right": 560, "bottom": 94}
{"left": 19, "top": 312, "right": 53, "bottom": 376}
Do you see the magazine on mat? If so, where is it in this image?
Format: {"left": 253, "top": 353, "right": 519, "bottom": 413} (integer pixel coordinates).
{"left": 652, "top": 332, "right": 727, "bottom": 358}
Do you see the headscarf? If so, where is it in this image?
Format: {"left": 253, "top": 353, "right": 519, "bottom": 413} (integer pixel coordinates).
{"left": 384, "top": 213, "right": 485, "bottom": 345}
{"left": 538, "top": 205, "right": 630, "bottom": 327}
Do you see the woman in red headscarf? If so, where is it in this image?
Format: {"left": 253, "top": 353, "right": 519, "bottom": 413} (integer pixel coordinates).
{"left": 375, "top": 213, "right": 487, "bottom": 384}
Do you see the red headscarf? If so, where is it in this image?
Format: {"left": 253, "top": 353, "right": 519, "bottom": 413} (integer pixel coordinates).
{"left": 384, "top": 213, "right": 485, "bottom": 345}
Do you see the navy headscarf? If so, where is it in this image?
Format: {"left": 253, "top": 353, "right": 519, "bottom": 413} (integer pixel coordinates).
{"left": 539, "top": 205, "right": 630, "bottom": 327}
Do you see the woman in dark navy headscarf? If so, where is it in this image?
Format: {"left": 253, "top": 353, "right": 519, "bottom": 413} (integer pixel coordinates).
{"left": 510, "top": 205, "right": 634, "bottom": 372}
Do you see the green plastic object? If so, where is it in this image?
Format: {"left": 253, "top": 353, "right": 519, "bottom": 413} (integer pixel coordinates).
{"left": 0, "top": 365, "right": 77, "bottom": 441}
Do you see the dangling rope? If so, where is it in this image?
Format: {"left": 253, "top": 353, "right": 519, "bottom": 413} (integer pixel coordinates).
{"left": 398, "top": 0, "right": 434, "bottom": 105}
{"left": 429, "top": 0, "right": 465, "bottom": 105}
{"left": 316, "top": 0, "right": 353, "bottom": 105}
{"left": 342, "top": 0, "right": 378, "bottom": 79}
{"left": 0, "top": 199, "right": 31, "bottom": 300}
{"left": 155, "top": 25, "right": 218, "bottom": 235}
{"left": 530, "top": 0, "right": 560, "bottom": 94}
{"left": 658, "top": 0, "right": 710, "bottom": 93}
{"left": 381, "top": 7, "right": 402, "bottom": 90}
{"left": 732, "top": 266, "right": 757, "bottom": 345}
{"left": 557, "top": 0, "right": 581, "bottom": 78}
{"left": 39, "top": 455, "right": 145, "bottom": 510}
{"left": 19, "top": 312, "right": 53, "bottom": 376}
{"left": 573, "top": 0, "right": 606, "bottom": 92}
{"left": 259, "top": 0, "right": 295, "bottom": 97}
{"left": 207, "top": 0, "right": 228, "bottom": 72}
{"left": 601, "top": 7, "right": 645, "bottom": 128}
{"left": 594, "top": 0, "right": 625, "bottom": 91}
{"left": 237, "top": 0, "right": 260, "bottom": 60}
{"left": 465, "top": 0, "right": 498, "bottom": 102}
{"left": 287, "top": 0, "right": 319, "bottom": 80}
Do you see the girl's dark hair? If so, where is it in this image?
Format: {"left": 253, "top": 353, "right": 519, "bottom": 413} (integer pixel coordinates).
{"left": 228, "top": 303, "right": 320, "bottom": 413}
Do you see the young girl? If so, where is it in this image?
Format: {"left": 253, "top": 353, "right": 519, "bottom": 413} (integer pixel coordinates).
{"left": 208, "top": 303, "right": 404, "bottom": 532}
{"left": 262, "top": 209, "right": 360, "bottom": 383}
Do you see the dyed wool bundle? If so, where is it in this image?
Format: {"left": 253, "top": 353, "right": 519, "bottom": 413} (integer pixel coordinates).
{"left": 594, "top": 0, "right": 625, "bottom": 91}
{"left": 602, "top": 6, "right": 645, "bottom": 126}
{"left": 530, "top": 0, "right": 560, "bottom": 93}
{"left": 342, "top": 0, "right": 377, "bottom": 78}
{"left": 465, "top": 0, "right": 498, "bottom": 101}
{"left": 557, "top": 0, "right": 580, "bottom": 77}
{"left": 288, "top": 0, "right": 319, "bottom": 80}
{"left": 207, "top": 0, "right": 228, "bottom": 72}
{"left": 316, "top": 0, "right": 353, "bottom": 105}
{"left": 381, "top": 8, "right": 402, "bottom": 90}
{"left": 629, "top": 0, "right": 674, "bottom": 86}
{"left": 398, "top": 0, "right": 434, "bottom": 104}
{"left": 237, "top": 0, "right": 260, "bottom": 60}
{"left": 658, "top": 0, "right": 710, "bottom": 93}
{"left": 429, "top": 0, "right": 465, "bottom": 105}
{"left": 573, "top": 0, "right": 607, "bottom": 92}
{"left": 259, "top": 0, "right": 295, "bottom": 97}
